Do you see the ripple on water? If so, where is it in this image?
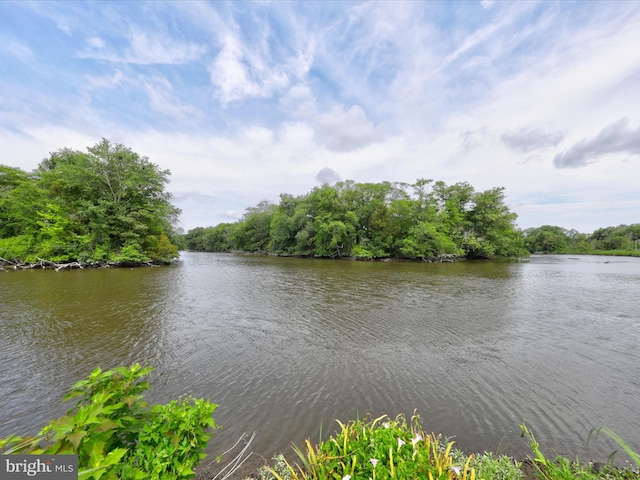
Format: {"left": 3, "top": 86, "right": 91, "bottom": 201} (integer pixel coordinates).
{"left": 1, "top": 253, "right": 639, "bottom": 463}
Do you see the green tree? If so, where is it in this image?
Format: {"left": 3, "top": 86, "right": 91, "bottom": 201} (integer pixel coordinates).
{"left": 400, "top": 221, "right": 462, "bottom": 259}
{"left": 1, "top": 140, "right": 180, "bottom": 263}
{"left": 0, "top": 165, "right": 45, "bottom": 240}
{"left": 185, "top": 178, "right": 529, "bottom": 261}
{"left": 269, "top": 193, "right": 303, "bottom": 255}
{"left": 338, "top": 181, "right": 394, "bottom": 258}
{"left": 523, "top": 225, "right": 570, "bottom": 253}
{"left": 36, "top": 139, "right": 180, "bottom": 261}
{"left": 464, "top": 187, "right": 527, "bottom": 258}
{"left": 233, "top": 201, "right": 276, "bottom": 252}
{"left": 306, "top": 184, "right": 358, "bottom": 257}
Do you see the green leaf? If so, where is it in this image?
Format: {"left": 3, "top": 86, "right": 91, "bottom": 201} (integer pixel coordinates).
{"left": 68, "top": 430, "right": 87, "bottom": 450}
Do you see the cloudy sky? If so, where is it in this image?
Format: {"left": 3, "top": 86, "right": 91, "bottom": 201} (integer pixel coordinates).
{"left": 1, "top": 1, "right": 639, "bottom": 234}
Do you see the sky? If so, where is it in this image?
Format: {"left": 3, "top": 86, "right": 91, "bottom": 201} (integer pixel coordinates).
{"left": 1, "top": 1, "right": 639, "bottom": 234}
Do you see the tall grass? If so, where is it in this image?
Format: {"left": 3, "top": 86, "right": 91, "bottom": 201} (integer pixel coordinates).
{"left": 259, "top": 414, "right": 526, "bottom": 480}
{"left": 521, "top": 423, "right": 640, "bottom": 480}
{"left": 253, "top": 419, "right": 639, "bottom": 480}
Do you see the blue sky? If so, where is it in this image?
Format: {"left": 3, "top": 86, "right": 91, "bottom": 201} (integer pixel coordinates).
{"left": 1, "top": 1, "right": 639, "bottom": 233}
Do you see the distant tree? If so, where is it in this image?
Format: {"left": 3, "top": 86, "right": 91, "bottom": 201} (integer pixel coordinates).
{"left": 590, "top": 224, "right": 640, "bottom": 251}
{"left": 464, "top": 187, "right": 527, "bottom": 258}
{"left": 184, "top": 179, "right": 528, "bottom": 260}
{"left": 233, "top": 201, "right": 276, "bottom": 252}
{"left": 523, "top": 225, "right": 570, "bottom": 253}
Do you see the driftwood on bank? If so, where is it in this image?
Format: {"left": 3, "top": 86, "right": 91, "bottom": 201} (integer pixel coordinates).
{"left": 428, "top": 253, "right": 458, "bottom": 262}
{"left": 0, "top": 256, "right": 161, "bottom": 271}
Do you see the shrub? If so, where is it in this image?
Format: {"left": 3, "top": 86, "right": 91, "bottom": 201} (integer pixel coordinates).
{"left": 468, "top": 451, "right": 523, "bottom": 480}
{"left": 113, "top": 243, "right": 150, "bottom": 263}
{"left": 0, "top": 364, "right": 217, "bottom": 479}
{"left": 271, "top": 413, "right": 476, "bottom": 480}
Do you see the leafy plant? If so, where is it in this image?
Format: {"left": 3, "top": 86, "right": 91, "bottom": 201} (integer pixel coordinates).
{"left": 0, "top": 364, "right": 217, "bottom": 479}
{"left": 468, "top": 451, "right": 523, "bottom": 480}
{"left": 256, "top": 454, "right": 294, "bottom": 480}
{"left": 267, "top": 413, "right": 475, "bottom": 480}
{"left": 112, "top": 243, "right": 150, "bottom": 263}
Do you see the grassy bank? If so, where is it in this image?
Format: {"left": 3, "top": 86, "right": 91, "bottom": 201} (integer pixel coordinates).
{"left": 529, "top": 250, "right": 640, "bottom": 258}
{"left": 207, "top": 415, "right": 639, "bottom": 480}
{"left": 584, "top": 250, "right": 640, "bottom": 257}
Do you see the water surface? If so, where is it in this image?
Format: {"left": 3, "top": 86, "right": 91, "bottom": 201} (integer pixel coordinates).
{"left": 1, "top": 253, "right": 639, "bottom": 463}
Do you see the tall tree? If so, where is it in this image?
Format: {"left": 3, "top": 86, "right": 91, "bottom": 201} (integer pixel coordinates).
{"left": 1, "top": 139, "right": 180, "bottom": 263}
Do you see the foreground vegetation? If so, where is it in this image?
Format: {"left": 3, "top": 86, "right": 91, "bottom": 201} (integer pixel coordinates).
{"left": 0, "top": 365, "right": 216, "bottom": 479}
{"left": 2, "top": 366, "right": 638, "bottom": 480}
{"left": 254, "top": 415, "right": 639, "bottom": 480}
{"left": 182, "top": 179, "right": 529, "bottom": 260}
{"left": 0, "top": 139, "right": 180, "bottom": 266}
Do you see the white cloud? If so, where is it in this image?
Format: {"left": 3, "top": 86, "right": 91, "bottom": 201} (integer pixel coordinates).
{"left": 208, "top": 26, "right": 310, "bottom": 105}
{"left": 313, "top": 105, "right": 377, "bottom": 152}
{"left": 0, "top": 36, "right": 35, "bottom": 62}
{"left": 139, "top": 75, "right": 202, "bottom": 120}
{"left": 56, "top": 22, "right": 71, "bottom": 35}
{"left": 127, "top": 31, "right": 205, "bottom": 64}
{"left": 81, "top": 31, "right": 205, "bottom": 65}
{"left": 3, "top": 1, "right": 640, "bottom": 233}
{"left": 85, "top": 70, "right": 125, "bottom": 89}
{"left": 279, "top": 84, "right": 317, "bottom": 118}
{"left": 86, "top": 36, "right": 105, "bottom": 49}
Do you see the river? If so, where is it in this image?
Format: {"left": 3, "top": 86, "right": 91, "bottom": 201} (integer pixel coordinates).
{"left": 1, "top": 253, "right": 639, "bottom": 466}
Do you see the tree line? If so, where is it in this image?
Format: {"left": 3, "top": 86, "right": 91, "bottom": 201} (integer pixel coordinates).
{"left": 182, "top": 179, "right": 529, "bottom": 260}
{"left": 522, "top": 224, "right": 640, "bottom": 254}
{"left": 3, "top": 139, "right": 635, "bottom": 265}
{"left": 0, "top": 139, "right": 180, "bottom": 265}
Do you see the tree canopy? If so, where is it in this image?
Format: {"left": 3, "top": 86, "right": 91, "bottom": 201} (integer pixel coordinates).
{"left": 523, "top": 224, "right": 640, "bottom": 254}
{"left": 183, "top": 179, "right": 529, "bottom": 260}
{"left": 0, "top": 139, "right": 180, "bottom": 264}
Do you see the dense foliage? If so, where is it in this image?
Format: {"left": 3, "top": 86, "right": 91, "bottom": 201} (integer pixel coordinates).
{"left": 523, "top": 224, "right": 640, "bottom": 255}
{"left": 259, "top": 416, "right": 639, "bottom": 480}
{"left": 0, "top": 139, "right": 180, "bottom": 264}
{"left": 285, "top": 413, "right": 480, "bottom": 480}
{"left": 184, "top": 179, "right": 529, "bottom": 260}
{"left": 0, "top": 364, "right": 217, "bottom": 480}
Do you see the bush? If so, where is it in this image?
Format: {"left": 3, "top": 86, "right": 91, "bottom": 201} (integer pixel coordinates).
{"left": 0, "top": 364, "right": 217, "bottom": 479}
{"left": 0, "top": 235, "right": 33, "bottom": 261}
{"left": 113, "top": 243, "right": 150, "bottom": 263}
{"left": 273, "top": 413, "right": 476, "bottom": 480}
{"left": 468, "top": 451, "right": 523, "bottom": 480}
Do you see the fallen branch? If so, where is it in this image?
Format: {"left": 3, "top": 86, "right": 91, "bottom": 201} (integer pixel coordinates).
{"left": 2, "top": 256, "right": 170, "bottom": 271}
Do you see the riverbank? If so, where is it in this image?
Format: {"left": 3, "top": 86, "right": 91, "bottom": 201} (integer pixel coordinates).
{"left": 0, "top": 257, "right": 172, "bottom": 271}
{"left": 194, "top": 448, "right": 640, "bottom": 480}
{"left": 193, "top": 419, "right": 640, "bottom": 480}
